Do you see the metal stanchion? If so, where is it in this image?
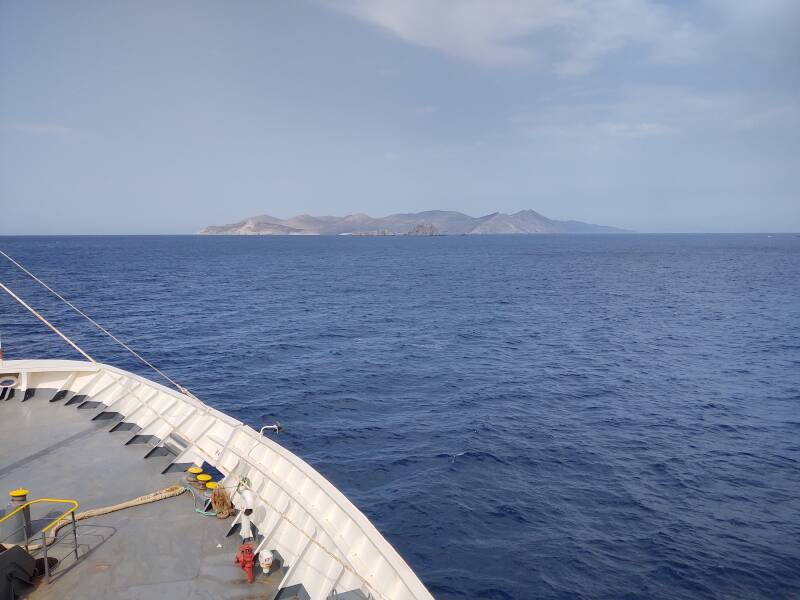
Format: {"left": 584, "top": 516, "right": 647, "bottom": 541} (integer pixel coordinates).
{"left": 71, "top": 512, "right": 79, "bottom": 560}
{"left": 41, "top": 531, "right": 50, "bottom": 583}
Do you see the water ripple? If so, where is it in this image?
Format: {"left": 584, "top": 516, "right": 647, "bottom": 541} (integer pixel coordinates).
{"left": 1, "top": 234, "right": 799, "bottom": 599}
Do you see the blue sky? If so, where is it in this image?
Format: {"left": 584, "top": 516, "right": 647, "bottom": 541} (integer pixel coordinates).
{"left": 1, "top": 0, "right": 798, "bottom": 233}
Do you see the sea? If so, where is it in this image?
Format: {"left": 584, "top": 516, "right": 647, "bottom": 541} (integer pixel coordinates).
{"left": 0, "top": 234, "right": 798, "bottom": 599}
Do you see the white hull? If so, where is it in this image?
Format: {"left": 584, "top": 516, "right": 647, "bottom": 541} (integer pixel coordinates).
{"left": 0, "top": 359, "right": 433, "bottom": 600}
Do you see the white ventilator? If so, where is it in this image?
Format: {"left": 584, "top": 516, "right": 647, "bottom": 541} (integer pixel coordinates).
{"left": 259, "top": 550, "right": 274, "bottom": 573}
{"left": 237, "top": 489, "right": 256, "bottom": 541}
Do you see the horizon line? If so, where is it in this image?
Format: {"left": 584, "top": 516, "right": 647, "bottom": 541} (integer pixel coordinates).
{"left": 1, "top": 232, "right": 799, "bottom": 237}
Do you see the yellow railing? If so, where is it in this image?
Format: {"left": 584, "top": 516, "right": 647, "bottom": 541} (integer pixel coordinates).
{"left": 0, "top": 498, "right": 79, "bottom": 534}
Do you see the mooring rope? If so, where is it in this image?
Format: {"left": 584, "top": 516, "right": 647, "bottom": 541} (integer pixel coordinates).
{"left": 31, "top": 481, "right": 387, "bottom": 599}
{"left": 0, "top": 250, "right": 197, "bottom": 399}
{"left": 27, "top": 484, "right": 187, "bottom": 551}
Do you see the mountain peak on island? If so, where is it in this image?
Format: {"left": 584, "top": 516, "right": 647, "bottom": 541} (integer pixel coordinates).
{"left": 199, "top": 210, "right": 632, "bottom": 236}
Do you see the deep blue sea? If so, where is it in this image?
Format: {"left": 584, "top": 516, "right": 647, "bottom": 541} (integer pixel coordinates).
{"left": 1, "top": 234, "right": 799, "bottom": 599}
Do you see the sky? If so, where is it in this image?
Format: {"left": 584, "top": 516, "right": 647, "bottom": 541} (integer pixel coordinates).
{"left": 1, "top": 0, "right": 798, "bottom": 234}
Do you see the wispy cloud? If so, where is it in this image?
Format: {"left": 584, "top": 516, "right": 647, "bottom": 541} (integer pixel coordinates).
{"left": 412, "top": 105, "right": 440, "bottom": 115}
{"left": 328, "top": 0, "right": 707, "bottom": 73}
{"left": 332, "top": 0, "right": 573, "bottom": 67}
{"left": 328, "top": 1, "right": 799, "bottom": 75}
{"left": 511, "top": 85, "right": 800, "bottom": 142}
{"left": 597, "top": 121, "right": 678, "bottom": 138}
{"left": 1, "top": 122, "right": 74, "bottom": 136}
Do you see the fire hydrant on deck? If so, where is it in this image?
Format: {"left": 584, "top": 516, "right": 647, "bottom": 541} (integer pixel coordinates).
{"left": 235, "top": 542, "right": 255, "bottom": 583}
{"left": 233, "top": 485, "right": 257, "bottom": 583}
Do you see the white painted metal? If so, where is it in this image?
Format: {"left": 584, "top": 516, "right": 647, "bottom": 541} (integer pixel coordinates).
{"left": 0, "top": 359, "right": 434, "bottom": 600}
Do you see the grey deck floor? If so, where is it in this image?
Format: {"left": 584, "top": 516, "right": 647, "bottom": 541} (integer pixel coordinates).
{"left": 0, "top": 391, "right": 283, "bottom": 600}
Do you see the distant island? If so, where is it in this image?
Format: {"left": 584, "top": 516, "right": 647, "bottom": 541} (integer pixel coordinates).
{"left": 199, "top": 210, "right": 632, "bottom": 236}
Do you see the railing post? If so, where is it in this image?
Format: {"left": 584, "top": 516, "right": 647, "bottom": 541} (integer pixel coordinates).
{"left": 41, "top": 531, "right": 50, "bottom": 583}
{"left": 71, "top": 512, "right": 79, "bottom": 560}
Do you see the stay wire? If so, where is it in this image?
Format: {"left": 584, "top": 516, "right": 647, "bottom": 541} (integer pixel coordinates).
{"left": 0, "top": 249, "right": 196, "bottom": 398}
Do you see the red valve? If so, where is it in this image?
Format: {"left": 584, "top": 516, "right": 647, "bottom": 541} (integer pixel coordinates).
{"left": 234, "top": 542, "right": 255, "bottom": 584}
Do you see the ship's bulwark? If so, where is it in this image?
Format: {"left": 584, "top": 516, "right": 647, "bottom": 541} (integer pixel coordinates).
{"left": 0, "top": 360, "right": 433, "bottom": 600}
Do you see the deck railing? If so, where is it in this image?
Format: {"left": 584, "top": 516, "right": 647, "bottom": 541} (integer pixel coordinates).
{"left": 0, "top": 498, "right": 80, "bottom": 582}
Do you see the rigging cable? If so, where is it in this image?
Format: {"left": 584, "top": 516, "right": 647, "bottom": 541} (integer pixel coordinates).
{"left": 0, "top": 280, "right": 95, "bottom": 363}
{"left": 0, "top": 249, "right": 197, "bottom": 398}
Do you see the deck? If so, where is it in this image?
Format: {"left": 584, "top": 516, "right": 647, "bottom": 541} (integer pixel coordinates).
{"left": 0, "top": 388, "right": 287, "bottom": 600}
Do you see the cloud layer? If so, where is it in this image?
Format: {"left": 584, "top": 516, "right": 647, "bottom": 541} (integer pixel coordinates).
{"left": 2, "top": 1, "right": 797, "bottom": 233}
{"left": 1, "top": 122, "right": 73, "bottom": 136}
{"left": 331, "top": 0, "right": 797, "bottom": 74}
